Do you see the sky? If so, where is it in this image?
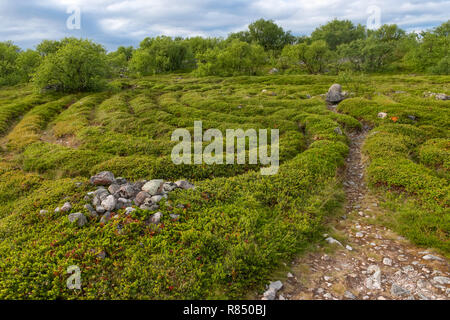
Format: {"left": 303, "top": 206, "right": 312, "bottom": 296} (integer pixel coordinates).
{"left": 0, "top": 0, "right": 449, "bottom": 52}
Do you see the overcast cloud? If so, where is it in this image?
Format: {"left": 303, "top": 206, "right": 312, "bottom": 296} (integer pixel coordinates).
{"left": 0, "top": 0, "right": 449, "bottom": 51}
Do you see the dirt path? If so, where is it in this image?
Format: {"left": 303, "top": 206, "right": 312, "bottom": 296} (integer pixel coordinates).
{"left": 273, "top": 121, "right": 450, "bottom": 300}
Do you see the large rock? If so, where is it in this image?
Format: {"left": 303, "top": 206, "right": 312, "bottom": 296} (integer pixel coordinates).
{"left": 90, "top": 171, "right": 115, "bottom": 186}
{"left": 68, "top": 212, "right": 87, "bottom": 227}
{"left": 326, "top": 84, "right": 346, "bottom": 104}
{"left": 142, "top": 179, "right": 164, "bottom": 195}
{"left": 117, "top": 183, "right": 137, "bottom": 199}
{"left": 101, "top": 195, "right": 117, "bottom": 212}
{"left": 94, "top": 187, "right": 109, "bottom": 201}
{"left": 108, "top": 184, "right": 120, "bottom": 195}
{"left": 135, "top": 191, "right": 150, "bottom": 206}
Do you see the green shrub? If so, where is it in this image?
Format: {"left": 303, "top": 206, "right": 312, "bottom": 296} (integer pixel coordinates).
{"left": 33, "top": 38, "right": 109, "bottom": 92}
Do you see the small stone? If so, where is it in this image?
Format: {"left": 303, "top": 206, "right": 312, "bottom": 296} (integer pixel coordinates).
{"left": 124, "top": 207, "right": 136, "bottom": 215}
{"left": 108, "top": 184, "right": 120, "bottom": 195}
{"left": 422, "top": 254, "right": 444, "bottom": 261}
{"left": 163, "top": 182, "right": 178, "bottom": 192}
{"left": 115, "top": 177, "right": 127, "bottom": 185}
{"left": 433, "top": 276, "right": 450, "bottom": 285}
{"left": 135, "top": 191, "right": 150, "bottom": 206}
{"left": 262, "top": 288, "right": 276, "bottom": 300}
{"left": 377, "top": 296, "right": 386, "bottom": 300}
{"left": 96, "top": 206, "right": 106, "bottom": 214}
{"left": 287, "top": 272, "right": 294, "bottom": 278}
{"left": 356, "top": 232, "right": 364, "bottom": 238}
{"left": 344, "top": 291, "right": 356, "bottom": 299}
{"left": 169, "top": 214, "right": 180, "bottom": 220}
{"left": 383, "top": 258, "right": 392, "bottom": 266}
{"left": 140, "top": 203, "right": 159, "bottom": 211}
{"left": 150, "top": 194, "right": 165, "bottom": 204}
{"left": 68, "top": 212, "right": 87, "bottom": 227}
{"left": 90, "top": 171, "right": 115, "bottom": 186}
{"left": 346, "top": 245, "right": 353, "bottom": 251}
{"left": 149, "top": 212, "right": 163, "bottom": 225}
{"left": 402, "top": 265, "right": 414, "bottom": 273}
{"left": 142, "top": 179, "right": 164, "bottom": 195}
{"left": 60, "top": 202, "right": 72, "bottom": 213}
{"left": 39, "top": 209, "right": 48, "bottom": 215}
{"left": 54, "top": 207, "right": 60, "bottom": 213}
{"left": 365, "top": 265, "right": 382, "bottom": 290}
{"left": 323, "top": 293, "right": 333, "bottom": 299}
{"left": 94, "top": 188, "right": 109, "bottom": 201}
{"left": 326, "top": 84, "right": 345, "bottom": 104}
{"left": 435, "top": 93, "right": 449, "bottom": 100}
{"left": 325, "top": 237, "right": 343, "bottom": 247}
{"left": 269, "top": 281, "right": 283, "bottom": 291}
{"left": 334, "top": 127, "right": 343, "bottom": 135}
{"left": 117, "top": 183, "right": 137, "bottom": 199}
{"left": 101, "top": 195, "right": 117, "bottom": 212}
{"left": 175, "top": 180, "right": 195, "bottom": 190}
{"left": 377, "top": 112, "right": 388, "bottom": 119}
{"left": 391, "top": 284, "right": 410, "bottom": 297}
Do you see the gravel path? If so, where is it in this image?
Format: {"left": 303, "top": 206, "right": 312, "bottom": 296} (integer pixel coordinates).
{"left": 268, "top": 120, "right": 450, "bottom": 300}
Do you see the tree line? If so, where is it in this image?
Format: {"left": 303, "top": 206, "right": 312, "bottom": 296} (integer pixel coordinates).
{"left": 0, "top": 18, "right": 448, "bottom": 92}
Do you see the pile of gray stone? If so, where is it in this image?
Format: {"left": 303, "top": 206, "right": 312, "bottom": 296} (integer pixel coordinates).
{"left": 48, "top": 171, "right": 194, "bottom": 228}
{"left": 85, "top": 171, "right": 194, "bottom": 224}
{"left": 424, "top": 91, "right": 449, "bottom": 100}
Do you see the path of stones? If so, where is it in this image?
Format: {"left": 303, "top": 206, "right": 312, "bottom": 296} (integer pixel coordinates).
{"left": 267, "top": 110, "right": 449, "bottom": 300}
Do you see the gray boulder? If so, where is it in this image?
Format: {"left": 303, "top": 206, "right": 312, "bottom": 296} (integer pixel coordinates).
{"left": 135, "top": 191, "right": 150, "bottom": 206}
{"left": 101, "top": 195, "right": 117, "bottom": 212}
{"left": 68, "top": 212, "right": 87, "bottom": 227}
{"left": 108, "top": 184, "right": 120, "bottom": 195}
{"left": 90, "top": 171, "right": 115, "bottom": 186}
{"left": 326, "top": 84, "right": 346, "bottom": 104}
{"left": 117, "top": 183, "right": 137, "bottom": 199}
{"left": 142, "top": 179, "right": 164, "bottom": 195}
{"left": 175, "top": 180, "right": 195, "bottom": 190}
{"left": 60, "top": 202, "right": 72, "bottom": 213}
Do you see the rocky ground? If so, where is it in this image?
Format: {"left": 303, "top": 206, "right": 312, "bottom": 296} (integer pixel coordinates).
{"left": 262, "top": 104, "right": 450, "bottom": 301}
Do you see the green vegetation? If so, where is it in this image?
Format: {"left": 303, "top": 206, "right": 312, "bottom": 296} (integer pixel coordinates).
{"left": 1, "top": 18, "right": 448, "bottom": 91}
{"left": 0, "top": 16, "right": 448, "bottom": 299}
{"left": 33, "top": 38, "right": 109, "bottom": 92}
{"left": 0, "top": 73, "right": 448, "bottom": 299}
